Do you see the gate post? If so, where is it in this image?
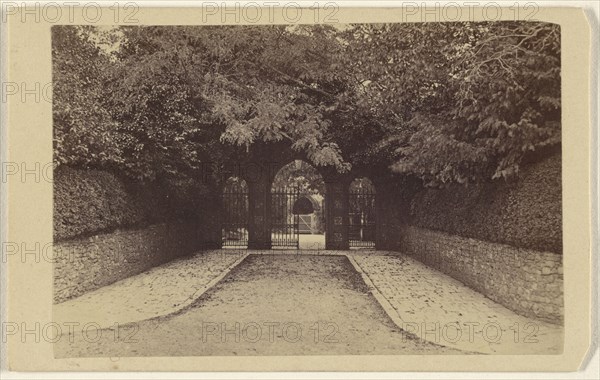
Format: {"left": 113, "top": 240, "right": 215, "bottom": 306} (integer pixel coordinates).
{"left": 247, "top": 178, "right": 271, "bottom": 250}
{"left": 325, "top": 178, "right": 350, "bottom": 250}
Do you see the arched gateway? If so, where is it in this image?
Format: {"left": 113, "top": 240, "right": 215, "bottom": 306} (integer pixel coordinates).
{"left": 218, "top": 155, "right": 377, "bottom": 250}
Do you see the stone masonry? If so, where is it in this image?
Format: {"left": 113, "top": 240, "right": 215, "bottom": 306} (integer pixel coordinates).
{"left": 53, "top": 222, "right": 205, "bottom": 303}
{"left": 388, "top": 224, "right": 563, "bottom": 323}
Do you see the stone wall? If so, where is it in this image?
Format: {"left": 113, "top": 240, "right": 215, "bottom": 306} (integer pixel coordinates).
{"left": 53, "top": 166, "right": 220, "bottom": 303}
{"left": 384, "top": 224, "right": 563, "bottom": 324}
{"left": 54, "top": 221, "right": 205, "bottom": 303}
{"left": 375, "top": 153, "right": 563, "bottom": 324}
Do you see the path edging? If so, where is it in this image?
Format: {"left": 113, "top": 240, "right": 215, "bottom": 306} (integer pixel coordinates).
{"left": 182, "top": 252, "right": 250, "bottom": 307}
{"left": 54, "top": 252, "right": 251, "bottom": 330}
{"left": 345, "top": 255, "right": 411, "bottom": 333}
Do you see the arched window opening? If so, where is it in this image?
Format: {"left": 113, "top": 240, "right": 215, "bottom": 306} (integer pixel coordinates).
{"left": 349, "top": 177, "right": 376, "bottom": 249}
{"left": 221, "top": 176, "right": 248, "bottom": 248}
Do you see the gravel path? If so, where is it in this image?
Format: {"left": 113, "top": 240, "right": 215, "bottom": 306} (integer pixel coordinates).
{"left": 350, "top": 252, "right": 563, "bottom": 354}
{"left": 55, "top": 254, "right": 461, "bottom": 357}
{"left": 54, "top": 250, "right": 247, "bottom": 329}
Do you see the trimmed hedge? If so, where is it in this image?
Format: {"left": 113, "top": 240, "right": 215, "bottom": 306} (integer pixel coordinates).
{"left": 53, "top": 167, "right": 212, "bottom": 241}
{"left": 55, "top": 167, "right": 150, "bottom": 240}
{"left": 407, "top": 153, "right": 562, "bottom": 253}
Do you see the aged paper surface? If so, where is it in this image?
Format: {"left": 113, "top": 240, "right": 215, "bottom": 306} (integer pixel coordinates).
{"left": 4, "top": 5, "right": 592, "bottom": 372}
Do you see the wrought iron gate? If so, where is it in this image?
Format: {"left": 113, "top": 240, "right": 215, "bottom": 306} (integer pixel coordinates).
{"left": 271, "top": 186, "right": 300, "bottom": 249}
{"left": 221, "top": 184, "right": 248, "bottom": 248}
{"left": 349, "top": 187, "right": 376, "bottom": 248}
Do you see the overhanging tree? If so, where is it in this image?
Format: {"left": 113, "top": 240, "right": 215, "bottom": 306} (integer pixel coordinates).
{"left": 53, "top": 22, "right": 561, "bottom": 188}
{"left": 335, "top": 22, "right": 560, "bottom": 185}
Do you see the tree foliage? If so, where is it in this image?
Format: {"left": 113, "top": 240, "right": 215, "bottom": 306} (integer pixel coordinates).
{"left": 52, "top": 26, "right": 123, "bottom": 168}
{"left": 52, "top": 22, "right": 560, "bottom": 187}
{"left": 336, "top": 22, "right": 560, "bottom": 185}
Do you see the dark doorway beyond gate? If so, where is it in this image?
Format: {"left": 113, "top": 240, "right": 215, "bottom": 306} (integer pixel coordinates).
{"left": 271, "top": 160, "right": 326, "bottom": 250}
{"left": 271, "top": 186, "right": 300, "bottom": 249}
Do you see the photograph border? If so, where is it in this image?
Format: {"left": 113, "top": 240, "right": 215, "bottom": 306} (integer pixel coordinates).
{"left": 3, "top": 4, "right": 594, "bottom": 372}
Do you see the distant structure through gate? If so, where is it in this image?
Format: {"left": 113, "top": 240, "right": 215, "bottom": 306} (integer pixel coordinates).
{"left": 216, "top": 153, "right": 378, "bottom": 250}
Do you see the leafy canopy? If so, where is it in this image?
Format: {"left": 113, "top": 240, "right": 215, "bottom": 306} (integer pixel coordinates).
{"left": 52, "top": 22, "right": 560, "bottom": 186}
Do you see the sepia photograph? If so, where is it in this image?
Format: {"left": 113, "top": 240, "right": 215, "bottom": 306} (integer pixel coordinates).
{"left": 48, "top": 19, "right": 566, "bottom": 358}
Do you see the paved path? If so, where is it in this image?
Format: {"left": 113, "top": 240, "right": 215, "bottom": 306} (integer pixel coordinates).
{"left": 54, "top": 249, "right": 562, "bottom": 354}
{"left": 54, "top": 250, "right": 247, "bottom": 329}
{"left": 349, "top": 251, "right": 563, "bottom": 354}
{"left": 55, "top": 255, "right": 459, "bottom": 357}
{"left": 298, "top": 234, "right": 325, "bottom": 249}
